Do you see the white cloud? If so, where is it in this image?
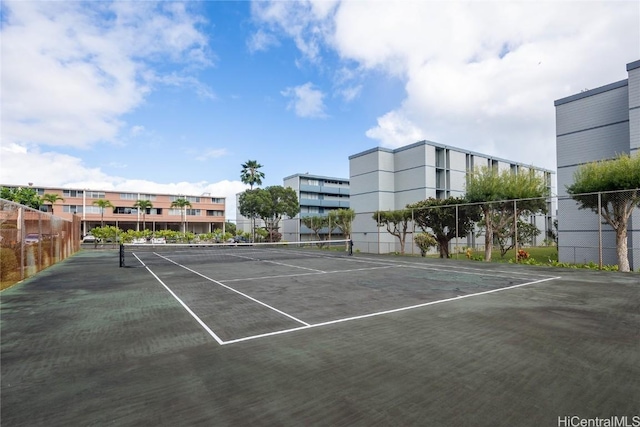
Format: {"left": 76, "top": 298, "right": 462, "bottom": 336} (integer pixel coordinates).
{"left": 247, "top": 29, "right": 280, "bottom": 53}
{"left": 364, "top": 111, "right": 424, "bottom": 148}
{"left": 250, "top": 0, "right": 337, "bottom": 63}
{"left": 281, "top": 82, "right": 328, "bottom": 118}
{"left": 336, "top": 85, "right": 362, "bottom": 103}
{"left": 0, "top": 145, "right": 246, "bottom": 220}
{"left": 252, "top": 0, "right": 639, "bottom": 170}
{"left": 194, "top": 148, "right": 229, "bottom": 161}
{"left": 0, "top": 1, "right": 212, "bottom": 150}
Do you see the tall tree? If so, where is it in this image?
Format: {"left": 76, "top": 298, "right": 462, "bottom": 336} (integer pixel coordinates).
{"left": 239, "top": 186, "right": 299, "bottom": 242}
{"left": 465, "top": 167, "right": 548, "bottom": 262}
{"left": 408, "top": 197, "right": 481, "bottom": 258}
{"left": 240, "top": 160, "right": 265, "bottom": 189}
{"left": 240, "top": 160, "right": 265, "bottom": 241}
{"left": 301, "top": 215, "right": 328, "bottom": 242}
{"left": 373, "top": 209, "right": 413, "bottom": 255}
{"left": 238, "top": 189, "right": 262, "bottom": 241}
{"left": 133, "top": 199, "right": 153, "bottom": 231}
{"left": 170, "top": 198, "right": 192, "bottom": 233}
{"left": 41, "top": 193, "right": 64, "bottom": 214}
{"left": 328, "top": 208, "right": 355, "bottom": 249}
{"left": 1, "top": 186, "right": 42, "bottom": 209}
{"left": 566, "top": 153, "right": 640, "bottom": 272}
{"left": 93, "top": 199, "right": 114, "bottom": 227}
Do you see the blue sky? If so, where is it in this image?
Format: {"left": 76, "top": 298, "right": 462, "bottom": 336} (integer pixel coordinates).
{"left": 1, "top": 1, "right": 639, "bottom": 219}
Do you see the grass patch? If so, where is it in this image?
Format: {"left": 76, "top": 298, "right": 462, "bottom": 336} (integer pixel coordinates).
{"left": 460, "top": 246, "right": 558, "bottom": 264}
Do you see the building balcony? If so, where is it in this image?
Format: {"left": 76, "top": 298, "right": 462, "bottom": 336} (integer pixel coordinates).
{"left": 299, "top": 185, "right": 350, "bottom": 195}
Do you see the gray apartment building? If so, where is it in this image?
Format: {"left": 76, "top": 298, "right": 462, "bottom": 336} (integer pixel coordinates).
{"left": 554, "top": 59, "right": 640, "bottom": 270}
{"left": 349, "top": 141, "right": 555, "bottom": 254}
{"left": 281, "top": 173, "right": 350, "bottom": 241}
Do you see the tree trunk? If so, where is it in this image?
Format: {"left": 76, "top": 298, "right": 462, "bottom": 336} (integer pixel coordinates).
{"left": 437, "top": 237, "right": 450, "bottom": 258}
{"left": 615, "top": 224, "right": 630, "bottom": 272}
{"left": 483, "top": 208, "right": 493, "bottom": 262}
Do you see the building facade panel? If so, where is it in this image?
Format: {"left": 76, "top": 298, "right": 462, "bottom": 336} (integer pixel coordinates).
{"left": 555, "top": 83, "right": 629, "bottom": 135}
{"left": 555, "top": 59, "right": 639, "bottom": 270}
{"left": 556, "top": 122, "right": 630, "bottom": 168}
{"left": 349, "top": 148, "right": 395, "bottom": 177}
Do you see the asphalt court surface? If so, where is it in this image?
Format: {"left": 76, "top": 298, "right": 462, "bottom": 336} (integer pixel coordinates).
{"left": 130, "top": 248, "right": 559, "bottom": 343}
{"left": 2, "top": 249, "right": 638, "bottom": 427}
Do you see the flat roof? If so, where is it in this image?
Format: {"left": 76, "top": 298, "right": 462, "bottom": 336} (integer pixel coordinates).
{"left": 282, "top": 173, "right": 349, "bottom": 182}
{"left": 553, "top": 79, "right": 628, "bottom": 107}
{"left": 348, "top": 140, "right": 555, "bottom": 173}
{"left": 0, "top": 184, "right": 225, "bottom": 200}
{"left": 626, "top": 59, "right": 640, "bottom": 71}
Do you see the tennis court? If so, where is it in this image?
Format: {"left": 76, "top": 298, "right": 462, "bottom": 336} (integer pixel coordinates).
{"left": 121, "top": 240, "right": 561, "bottom": 345}
{"left": 1, "top": 244, "right": 638, "bottom": 426}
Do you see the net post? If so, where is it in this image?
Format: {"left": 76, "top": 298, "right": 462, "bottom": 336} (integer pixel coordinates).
{"left": 348, "top": 239, "right": 353, "bottom": 256}
{"left": 119, "top": 244, "right": 125, "bottom": 267}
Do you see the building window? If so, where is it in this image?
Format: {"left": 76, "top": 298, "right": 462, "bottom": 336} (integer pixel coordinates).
{"left": 63, "top": 190, "right": 82, "bottom": 198}
{"left": 206, "top": 210, "right": 224, "bottom": 216}
{"left": 186, "top": 209, "right": 201, "bottom": 216}
{"left": 211, "top": 198, "right": 224, "bottom": 204}
{"left": 114, "top": 207, "right": 138, "bottom": 214}
{"left": 466, "top": 154, "right": 474, "bottom": 171}
{"left": 171, "top": 195, "right": 200, "bottom": 203}
{"left": 86, "top": 191, "right": 105, "bottom": 199}
{"left": 85, "top": 206, "right": 105, "bottom": 214}
{"left": 63, "top": 205, "right": 83, "bottom": 213}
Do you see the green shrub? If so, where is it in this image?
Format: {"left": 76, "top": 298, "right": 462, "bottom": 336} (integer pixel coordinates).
{"left": 415, "top": 233, "right": 437, "bottom": 257}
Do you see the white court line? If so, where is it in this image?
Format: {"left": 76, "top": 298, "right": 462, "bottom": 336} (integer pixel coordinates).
{"left": 222, "top": 265, "right": 398, "bottom": 283}
{"left": 152, "top": 252, "right": 310, "bottom": 326}
{"left": 221, "top": 275, "right": 561, "bottom": 345}
{"left": 133, "top": 250, "right": 560, "bottom": 346}
{"left": 133, "top": 253, "right": 225, "bottom": 345}
{"left": 223, "top": 253, "right": 326, "bottom": 273}
{"left": 314, "top": 253, "right": 556, "bottom": 279}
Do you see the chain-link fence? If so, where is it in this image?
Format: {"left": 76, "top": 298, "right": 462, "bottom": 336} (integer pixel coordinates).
{"left": 349, "top": 189, "right": 638, "bottom": 270}
{"left": 0, "top": 199, "right": 81, "bottom": 289}
{"left": 556, "top": 189, "right": 639, "bottom": 271}
{"left": 233, "top": 216, "right": 349, "bottom": 242}
{"left": 229, "top": 189, "right": 639, "bottom": 270}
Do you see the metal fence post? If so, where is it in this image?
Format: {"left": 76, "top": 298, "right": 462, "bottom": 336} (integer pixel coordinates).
{"left": 598, "top": 192, "right": 603, "bottom": 270}
{"left": 455, "top": 204, "right": 459, "bottom": 259}
{"left": 514, "top": 200, "right": 518, "bottom": 263}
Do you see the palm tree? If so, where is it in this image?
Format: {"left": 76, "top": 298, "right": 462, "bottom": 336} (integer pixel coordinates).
{"left": 170, "top": 198, "right": 192, "bottom": 233}
{"left": 133, "top": 199, "right": 153, "bottom": 231}
{"left": 41, "top": 193, "right": 64, "bottom": 214}
{"left": 240, "top": 160, "right": 265, "bottom": 189}
{"left": 93, "top": 199, "right": 114, "bottom": 227}
{"left": 240, "top": 160, "right": 265, "bottom": 241}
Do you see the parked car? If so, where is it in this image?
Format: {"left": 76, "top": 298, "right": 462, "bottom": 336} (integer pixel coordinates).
{"left": 82, "top": 234, "right": 97, "bottom": 243}
{"left": 24, "top": 233, "right": 40, "bottom": 244}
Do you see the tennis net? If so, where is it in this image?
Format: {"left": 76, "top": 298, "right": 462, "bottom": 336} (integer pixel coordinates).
{"left": 119, "top": 239, "right": 353, "bottom": 267}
